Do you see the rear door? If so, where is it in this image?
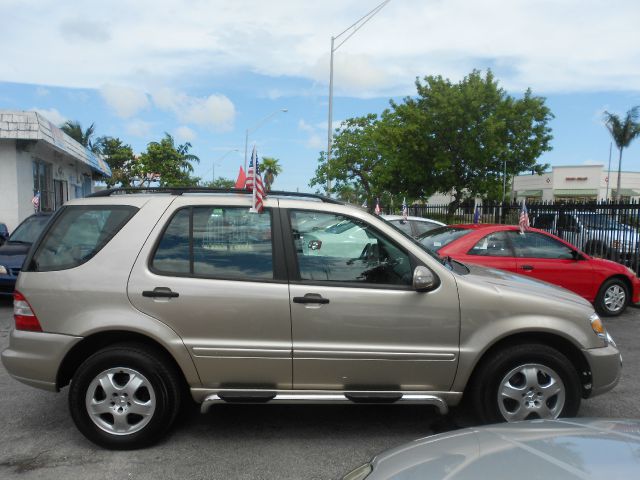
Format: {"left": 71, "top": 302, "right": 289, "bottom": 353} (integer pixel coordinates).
{"left": 128, "top": 198, "right": 292, "bottom": 389}
{"left": 284, "top": 208, "right": 460, "bottom": 391}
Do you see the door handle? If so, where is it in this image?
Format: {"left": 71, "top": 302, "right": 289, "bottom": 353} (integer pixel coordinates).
{"left": 521, "top": 265, "right": 534, "bottom": 271}
{"left": 142, "top": 287, "right": 180, "bottom": 298}
{"left": 293, "top": 293, "right": 330, "bottom": 304}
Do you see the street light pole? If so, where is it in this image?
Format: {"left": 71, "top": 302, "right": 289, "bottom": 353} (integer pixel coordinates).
{"left": 244, "top": 109, "right": 288, "bottom": 173}
{"left": 211, "top": 148, "right": 239, "bottom": 184}
{"left": 326, "top": 0, "right": 392, "bottom": 195}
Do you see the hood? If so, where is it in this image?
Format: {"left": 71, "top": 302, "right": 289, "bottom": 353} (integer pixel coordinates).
{"left": 0, "top": 242, "right": 31, "bottom": 268}
{"left": 368, "top": 419, "right": 640, "bottom": 479}
{"left": 462, "top": 262, "right": 592, "bottom": 308}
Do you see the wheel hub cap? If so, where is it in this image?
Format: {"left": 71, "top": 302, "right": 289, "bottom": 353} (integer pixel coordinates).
{"left": 498, "top": 363, "right": 566, "bottom": 422}
{"left": 604, "top": 285, "right": 626, "bottom": 312}
{"left": 85, "top": 367, "right": 156, "bottom": 436}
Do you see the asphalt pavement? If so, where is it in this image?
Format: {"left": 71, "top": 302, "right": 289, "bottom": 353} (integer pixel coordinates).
{"left": 1, "top": 298, "right": 639, "bottom": 480}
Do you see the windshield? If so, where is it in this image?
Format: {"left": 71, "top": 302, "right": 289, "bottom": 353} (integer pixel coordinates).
{"left": 9, "top": 215, "right": 51, "bottom": 243}
{"left": 417, "top": 226, "right": 473, "bottom": 252}
{"left": 575, "top": 214, "right": 621, "bottom": 230}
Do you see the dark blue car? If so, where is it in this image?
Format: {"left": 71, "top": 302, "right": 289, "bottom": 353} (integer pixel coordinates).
{"left": 0, "top": 213, "right": 52, "bottom": 296}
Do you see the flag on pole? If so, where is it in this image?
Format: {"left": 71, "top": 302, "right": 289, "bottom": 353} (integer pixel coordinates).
{"left": 473, "top": 205, "right": 480, "bottom": 224}
{"left": 32, "top": 191, "right": 41, "bottom": 212}
{"left": 374, "top": 198, "right": 381, "bottom": 215}
{"left": 402, "top": 197, "right": 408, "bottom": 220}
{"left": 234, "top": 166, "right": 247, "bottom": 189}
{"left": 519, "top": 199, "right": 530, "bottom": 233}
{"left": 245, "top": 146, "right": 265, "bottom": 213}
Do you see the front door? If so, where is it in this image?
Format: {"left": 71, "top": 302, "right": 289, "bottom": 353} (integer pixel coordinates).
{"left": 506, "top": 231, "right": 594, "bottom": 298}
{"left": 285, "top": 209, "right": 460, "bottom": 391}
{"left": 128, "top": 201, "right": 292, "bottom": 389}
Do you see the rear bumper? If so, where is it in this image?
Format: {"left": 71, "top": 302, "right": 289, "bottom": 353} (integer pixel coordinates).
{"left": 1, "top": 328, "right": 82, "bottom": 391}
{"left": 583, "top": 343, "right": 622, "bottom": 398}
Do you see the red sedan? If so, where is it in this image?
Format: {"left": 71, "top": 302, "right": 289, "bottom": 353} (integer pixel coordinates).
{"left": 418, "top": 224, "right": 640, "bottom": 316}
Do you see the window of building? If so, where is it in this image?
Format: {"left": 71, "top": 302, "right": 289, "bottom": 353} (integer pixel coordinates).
{"left": 32, "top": 159, "right": 54, "bottom": 212}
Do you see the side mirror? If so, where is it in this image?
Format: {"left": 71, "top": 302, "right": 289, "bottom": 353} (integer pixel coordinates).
{"left": 413, "top": 266, "right": 437, "bottom": 292}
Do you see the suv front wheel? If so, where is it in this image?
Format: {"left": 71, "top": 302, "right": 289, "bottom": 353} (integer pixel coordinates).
{"left": 468, "top": 343, "right": 581, "bottom": 424}
{"left": 68, "top": 344, "right": 182, "bottom": 449}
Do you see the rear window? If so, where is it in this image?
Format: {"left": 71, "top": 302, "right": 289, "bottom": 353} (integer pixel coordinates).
{"left": 30, "top": 206, "right": 138, "bottom": 271}
{"left": 418, "top": 227, "right": 472, "bottom": 252}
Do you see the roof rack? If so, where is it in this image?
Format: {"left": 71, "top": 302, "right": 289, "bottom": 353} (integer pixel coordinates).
{"left": 88, "top": 187, "right": 344, "bottom": 205}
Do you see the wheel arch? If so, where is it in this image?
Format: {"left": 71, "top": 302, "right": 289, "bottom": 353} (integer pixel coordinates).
{"left": 462, "top": 332, "right": 593, "bottom": 399}
{"left": 56, "top": 330, "right": 195, "bottom": 393}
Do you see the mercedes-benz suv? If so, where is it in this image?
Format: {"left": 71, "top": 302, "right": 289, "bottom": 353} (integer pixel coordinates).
{"left": 1, "top": 189, "right": 622, "bottom": 449}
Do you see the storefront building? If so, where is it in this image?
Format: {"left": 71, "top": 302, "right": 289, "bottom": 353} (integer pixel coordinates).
{"left": 513, "top": 165, "right": 640, "bottom": 204}
{"left": 0, "top": 110, "right": 111, "bottom": 231}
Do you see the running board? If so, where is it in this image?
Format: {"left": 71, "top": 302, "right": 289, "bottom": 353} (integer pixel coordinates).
{"left": 200, "top": 390, "right": 448, "bottom": 414}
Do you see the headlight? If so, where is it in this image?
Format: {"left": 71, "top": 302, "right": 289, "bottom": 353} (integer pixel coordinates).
{"left": 343, "top": 463, "right": 373, "bottom": 480}
{"left": 590, "top": 313, "right": 607, "bottom": 342}
{"left": 0, "top": 265, "right": 7, "bottom": 275}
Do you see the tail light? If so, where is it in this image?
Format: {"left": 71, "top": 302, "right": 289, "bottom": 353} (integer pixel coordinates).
{"left": 14, "top": 291, "right": 43, "bottom": 332}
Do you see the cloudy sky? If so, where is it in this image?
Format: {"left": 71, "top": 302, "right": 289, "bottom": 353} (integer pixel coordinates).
{"left": 1, "top": 0, "right": 639, "bottom": 191}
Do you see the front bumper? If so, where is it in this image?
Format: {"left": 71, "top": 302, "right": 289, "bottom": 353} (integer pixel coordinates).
{"left": 630, "top": 275, "right": 640, "bottom": 304}
{"left": 1, "top": 328, "right": 82, "bottom": 391}
{"left": 0, "top": 275, "right": 16, "bottom": 296}
{"left": 583, "top": 343, "right": 622, "bottom": 398}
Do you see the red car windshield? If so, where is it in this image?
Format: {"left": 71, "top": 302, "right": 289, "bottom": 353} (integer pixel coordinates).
{"left": 418, "top": 227, "right": 473, "bottom": 253}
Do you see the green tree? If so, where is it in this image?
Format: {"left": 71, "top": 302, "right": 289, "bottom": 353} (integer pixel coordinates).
{"left": 135, "top": 133, "right": 200, "bottom": 187}
{"left": 60, "top": 120, "right": 99, "bottom": 153}
{"left": 310, "top": 114, "right": 384, "bottom": 205}
{"left": 94, "top": 136, "right": 136, "bottom": 188}
{"left": 379, "top": 70, "right": 552, "bottom": 217}
{"left": 201, "top": 177, "right": 236, "bottom": 188}
{"left": 261, "top": 157, "right": 283, "bottom": 191}
{"left": 603, "top": 107, "right": 640, "bottom": 201}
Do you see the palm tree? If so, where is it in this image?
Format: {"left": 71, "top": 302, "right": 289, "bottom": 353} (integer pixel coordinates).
{"left": 603, "top": 107, "right": 640, "bottom": 201}
{"left": 261, "top": 157, "right": 283, "bottom": 191}
{"left": 60, "top": 120, "right": 99, "bottom": 153}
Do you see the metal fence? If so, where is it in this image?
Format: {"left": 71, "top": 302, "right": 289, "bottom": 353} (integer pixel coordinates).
{"left": 397, "top": 200, "right": 640, "bottom": 274}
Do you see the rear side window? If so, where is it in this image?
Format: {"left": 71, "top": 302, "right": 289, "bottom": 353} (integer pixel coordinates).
{"left": 31, "top": 206, "right": 138, "bottom": 271}
{"left": 151, "top": 207, "right": 274, "bottom": 280}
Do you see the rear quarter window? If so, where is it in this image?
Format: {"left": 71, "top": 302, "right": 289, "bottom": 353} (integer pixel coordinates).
{"left": 29, "top": 206, "right": 138, "bottom": 271}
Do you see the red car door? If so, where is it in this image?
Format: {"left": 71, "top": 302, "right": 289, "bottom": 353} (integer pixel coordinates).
{"left": 506, "top": 231, "right": 595, "bottom": 299}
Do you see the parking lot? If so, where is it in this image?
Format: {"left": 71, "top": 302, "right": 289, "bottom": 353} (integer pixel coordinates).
{"left": 1, "top": 298, "right": 639, "bottom": 480}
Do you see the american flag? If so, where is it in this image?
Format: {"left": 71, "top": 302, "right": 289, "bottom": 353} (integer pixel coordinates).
{"left": 374, "top": 198, "right": 381, "bottom": 215}
{"left": 519, "top": 199, "right": 530, "bottom": 232}
{"left": 32, "top": 191, "right": 40, "bottom": 212}
{"left": 244, "top": 146, "right": 265, "bottom": 212}
{"left": 402, "top": 197, "right": 408, "bottom": 220}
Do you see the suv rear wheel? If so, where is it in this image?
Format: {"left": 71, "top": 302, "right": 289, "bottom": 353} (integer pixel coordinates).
{"left": 68, "top": 344, "right": 182, "bottom": 449}
{"left": 468, "top": 343, "right": 581, "bottom": 424}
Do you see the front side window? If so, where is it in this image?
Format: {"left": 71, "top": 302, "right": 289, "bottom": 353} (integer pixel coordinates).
{"left": 31, "top": 206, "right": 138, "bottom": 271}
{"left": 290, "top": 211, "right": 412, "bottom": 286}
{"left": 468, "top": 231, "right": 512, "bottom": 257}
{"left": 152, "top": 207, "right": 274, "bottom": 280}
{"left": 506, "top": 231, "right": 574, "bottom": 259}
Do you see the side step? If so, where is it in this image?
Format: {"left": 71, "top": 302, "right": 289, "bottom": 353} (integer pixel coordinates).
{"left": 200, "top": 390, "right": 448, "bottom": 414}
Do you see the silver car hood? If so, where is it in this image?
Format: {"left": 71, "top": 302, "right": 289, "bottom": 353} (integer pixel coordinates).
{"left": 460, "top": 262, "right": 592, "bottom": 308}
{"left": 368, "top": 419, "right": 640, "bottom": 479}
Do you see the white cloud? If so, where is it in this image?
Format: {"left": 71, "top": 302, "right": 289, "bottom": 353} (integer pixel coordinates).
{"left": 175, "top": 125, "right": 197, "bottom": 142}
{"left": 100, "top": 84, "right": 150, "bottom": 118}
{"left": 153, "top": 88, "right": 235, "bottom": 131}
{"left": 1, "top": 1, "right": 639, "bottom": 95}
{"left": 33, "top": 107, "right": 66, "bottom": 126}
{"left": 126, "top": 119, "right": 153, "bottom": 138}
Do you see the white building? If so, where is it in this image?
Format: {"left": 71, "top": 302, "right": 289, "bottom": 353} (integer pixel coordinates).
{"left": 513, "top": 165, "right": 640, "bottom": 203}
{"left": 0, "top": 110, "right": 111, "bottom": 231}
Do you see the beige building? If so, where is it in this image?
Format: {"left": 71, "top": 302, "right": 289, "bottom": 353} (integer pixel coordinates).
{"left": 0, "top": 110, "right": 111, "bottom": 231}
{"left": 513, "top": 165, "right": 640, "bottom": 203}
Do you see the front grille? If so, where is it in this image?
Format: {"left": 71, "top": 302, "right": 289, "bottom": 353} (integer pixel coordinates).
{"left": 8, "top": 267, "right": 21, "bottom": 277}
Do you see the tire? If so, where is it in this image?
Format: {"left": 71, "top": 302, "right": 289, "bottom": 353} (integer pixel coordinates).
{"left": 595, "top": 278, "right": 629, "bottom": 317}
{"left": 467, "top": 344, "right": 581, "bottom": 424}
{"left": 68, "top": 344, "right": 182, "bottom": 450}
